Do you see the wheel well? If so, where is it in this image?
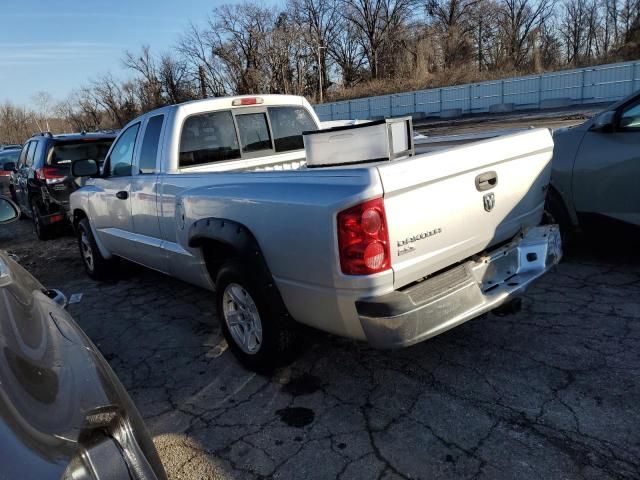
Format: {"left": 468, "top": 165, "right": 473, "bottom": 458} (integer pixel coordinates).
{"left": 72, "top": 209, "right": 87, "bottom": 229}
{"left": 200, "top": 239, "right": 240, "bottom": 281}
{"left": 546, "top": 186, "right": 573, "bottom": 226}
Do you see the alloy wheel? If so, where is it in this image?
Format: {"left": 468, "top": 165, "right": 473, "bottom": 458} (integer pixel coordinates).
{"left": 222, "top": 283, "right": 263, "bottom": 354}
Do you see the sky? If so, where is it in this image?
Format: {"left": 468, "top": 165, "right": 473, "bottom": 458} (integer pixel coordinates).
{"left": 0, "top": 0, "right": 238, "bottom": 107}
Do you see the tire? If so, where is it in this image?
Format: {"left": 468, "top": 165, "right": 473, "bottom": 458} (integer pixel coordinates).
{"left": 77, "top": 218, "right": 116, "bottom": 280}
{"left": 216, "top": 261, "right": 296, "bottom": 372}
{"left": 544, "top": 188, "right": 575, "bottom": 248}
{"left": 31, "top": 198, "right": 52, "bottom": 240}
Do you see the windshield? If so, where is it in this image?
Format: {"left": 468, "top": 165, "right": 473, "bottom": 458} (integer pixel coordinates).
{"left": 48, "top": 140, "right": 114, "bottom": 168}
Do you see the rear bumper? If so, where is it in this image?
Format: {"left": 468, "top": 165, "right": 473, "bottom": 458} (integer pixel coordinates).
{"left": 356, "top": 225, "right": 562, "bottom": 348}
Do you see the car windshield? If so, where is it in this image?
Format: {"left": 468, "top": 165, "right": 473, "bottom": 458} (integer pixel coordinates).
{"left": 48, "top": 140, "right": 113, "bottom": 168}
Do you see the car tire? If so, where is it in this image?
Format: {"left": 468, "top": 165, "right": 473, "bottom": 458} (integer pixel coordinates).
{"left": 544, "top": 188, "right": 574, "bottom": 248}
{"left": 216, "top": 261, "right": 296, "bottom": 373}
{"left": 77, "top": 218, "right": 116, "bottom": 280}
{"left": 31, "top": 198, "right": 52, "bottom": 240}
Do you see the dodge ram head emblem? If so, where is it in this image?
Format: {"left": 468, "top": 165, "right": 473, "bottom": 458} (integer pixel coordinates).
{"left": 483, "top": 193, "right": 495, "bottom": 212}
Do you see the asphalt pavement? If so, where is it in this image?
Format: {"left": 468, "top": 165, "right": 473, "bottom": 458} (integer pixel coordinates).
{"left": 1, "top": 210, "right": 639, "bottom": 480}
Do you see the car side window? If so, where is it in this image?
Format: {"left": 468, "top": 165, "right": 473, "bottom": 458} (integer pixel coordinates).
{"left": 619, "top": 102, "right": 640, "bottom": 130}
{"left": 179, "top": 111, "right": 240, "bottom": 167}
{"left": 18, "top": 143, "right": 31, "bottom": 168}
{"left": 25, "top": 141, "right": 37, "bottom": 167}
{"left": 139, "top": 115, "right": 164, "bottom": 174}
{"left": 235, "top": 113, "right": 273, "bottom": 153}
{"left": 108, "top": 123, "right": 140, "bottom": 177}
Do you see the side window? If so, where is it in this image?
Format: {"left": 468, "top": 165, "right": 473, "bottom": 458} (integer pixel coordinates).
{"left": 179, "top": 111, "right": 240, "bottom": 167}
{"left": 108, "top": 123, "right": 140, "bottom": 177}
{"left": 619, "top": 101, "right": 640, "bottom": 130}
{"left": 139, "top": 115, "right": 164, "bottom": 174}
{"left": 18, "top": 142, "right": 31, "bottom": 167}
{"left": 268, "top": 107, "right": 318, "bottom": 152}
{"left": 235, "top": 113, "right": 272, "bottom": 153}
{"left": 25, "top": 141, "right": 37, "bottom": 167}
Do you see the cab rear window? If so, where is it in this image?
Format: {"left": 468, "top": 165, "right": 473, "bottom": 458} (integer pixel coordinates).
{"left": 180, "top": 111, "right": 241, "bottom": 167}
{"left": 268, "top": 106, "right": 318, "bottom": 152}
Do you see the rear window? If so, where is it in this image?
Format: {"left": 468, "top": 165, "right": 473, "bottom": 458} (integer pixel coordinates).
{"left": 48, "top": 140, "right": 114, "bottom": 168}
{"left": 236, "top": 113, "right": 272, "bottom": 152}
{"left": 0, "top": 150, "right": 20, "bottom": 167}
{"left": 268, "top": 106, "right": 317, "bottom": 152}
{"left": 180, "top": 111, "right": 240, "bottom": 167}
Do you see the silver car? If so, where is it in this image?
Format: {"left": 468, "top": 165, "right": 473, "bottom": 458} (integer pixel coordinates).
{"left": 549, "top": 91, "right": 640, "bottom": 238}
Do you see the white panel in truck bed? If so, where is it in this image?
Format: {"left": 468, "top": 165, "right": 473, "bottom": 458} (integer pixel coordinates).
{"left": 304, "top": 118, "right": 413, "bottom": 167}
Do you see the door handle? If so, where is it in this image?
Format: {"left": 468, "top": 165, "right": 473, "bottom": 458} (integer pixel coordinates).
{"left": 475, "top": 171, "right": 498, "bottom": 191}
{"left": 116, "top": 191, "right": 129, "bottom": 200}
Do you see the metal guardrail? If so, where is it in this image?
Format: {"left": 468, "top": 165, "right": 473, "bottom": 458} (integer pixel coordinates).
{"left": 314, "top": 60, "right": 640, "bottom": 121}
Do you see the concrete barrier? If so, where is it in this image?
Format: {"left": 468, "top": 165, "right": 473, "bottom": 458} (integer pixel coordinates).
{"left": 489, "top": 103, "right": 515, "bottom": 113}
{"left": 440, "top": 108, "right": 462, "bottom": 119}
{"left": 540, "top": 98, "right": 573, "bottom": 109}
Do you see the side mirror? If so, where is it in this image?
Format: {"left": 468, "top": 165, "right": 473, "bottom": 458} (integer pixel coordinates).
{"left": 72, "top": 158, "right": 100, "bottom": 178}
{"left": 0, "top": 196, "right": 19, "bottom": 224}
{"left": 590, "top": 111, "right": 615, "bottom": 132}
{"left": 3, "top": 162, "right": 15, "bottom": 172}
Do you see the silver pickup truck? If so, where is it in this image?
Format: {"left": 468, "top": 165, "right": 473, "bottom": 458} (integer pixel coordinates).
{"left": 70, "top": 95, "right": 561, "bottom": 371}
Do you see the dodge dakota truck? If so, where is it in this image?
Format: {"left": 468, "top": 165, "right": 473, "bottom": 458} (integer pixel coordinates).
{"left": 70, "top": 95, "right": 561, "bottom": 371}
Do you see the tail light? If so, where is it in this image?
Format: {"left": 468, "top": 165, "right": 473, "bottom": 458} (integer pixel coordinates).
{"left": 337, "top": 197, "right": 391, "bottom": 275}
{"left": 35, "top": 167, "right": 66, "bottom": 184}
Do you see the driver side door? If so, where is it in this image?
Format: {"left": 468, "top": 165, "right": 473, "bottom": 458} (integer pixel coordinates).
{"left": 572, "top": 96, "right": 640, "bottom": 226}
{"left": 90, "top": 123, "right": 140, "bottom": 255}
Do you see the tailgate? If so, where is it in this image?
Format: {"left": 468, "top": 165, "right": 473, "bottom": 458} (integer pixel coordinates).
{"left": 377, "top": 128, "right": 554, "bottom": 289}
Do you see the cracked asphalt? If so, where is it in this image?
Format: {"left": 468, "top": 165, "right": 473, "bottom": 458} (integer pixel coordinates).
{"left": 1, "top": 219, "right": 639, "bottom": 480}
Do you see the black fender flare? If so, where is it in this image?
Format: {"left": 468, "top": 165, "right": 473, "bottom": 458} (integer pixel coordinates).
{"left": 188, "top": 217, "right": 292, "bottom": 321}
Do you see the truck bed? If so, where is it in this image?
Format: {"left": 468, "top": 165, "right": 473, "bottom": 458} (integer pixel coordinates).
{"left": 177, "top": 128, "right": 553, "bottom": 291}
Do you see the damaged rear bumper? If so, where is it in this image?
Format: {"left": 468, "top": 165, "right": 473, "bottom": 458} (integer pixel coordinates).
{"left": 357, "top": 225, "right": 562, "bottom": 348}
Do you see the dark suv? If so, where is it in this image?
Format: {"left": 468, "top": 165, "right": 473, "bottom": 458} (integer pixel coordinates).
{"left": 11, "top": 132, "right": 116, "bottom": 239}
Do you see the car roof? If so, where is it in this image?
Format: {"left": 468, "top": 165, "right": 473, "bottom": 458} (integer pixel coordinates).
{"left": 31, "top": 132, "right": 118, "bottom": 142}
{"left": 53, "top": 132, "right": 118, "bottom": 141}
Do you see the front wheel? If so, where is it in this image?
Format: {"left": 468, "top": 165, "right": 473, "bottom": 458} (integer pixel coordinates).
{"left": 216, "top": 261, "right": 296, "bottom": 372}
{"left": 77, "top": 218, "right": 117, "bottom": 280}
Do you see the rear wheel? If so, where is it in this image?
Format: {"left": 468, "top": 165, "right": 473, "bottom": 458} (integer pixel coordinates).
{"left": 216, "top": 261, "right": 296, "bottom": 372}
{"left": 77, "top": 218, "right": 116, "bottom": 279}
{"left": 31, "top": 198, "right": 52, "bottom": 240}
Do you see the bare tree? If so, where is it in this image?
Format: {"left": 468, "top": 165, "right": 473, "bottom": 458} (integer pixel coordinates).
{"left": 328, "top": 17, "right": 367, "bottom": 86}
{"left": 0, "top": 103, "right": 33, "bottom": 144}
{"left": 340, "top": 0, "right": 416, "bottom": 78}
{"left": 31, "top": 91, "right": 54, "bottom": 132}
{"left": 290, "top": 0, "right": 341, "bottom": 98}
{"left": 177, "top": 22, "right": 231, "bottom": 97}
{"left": 208, "top": 3, "right": 274, "bottom": 94}
{"left": 123, "top": 45, "right": 164, "bottom": 110}
{"left": 426, "top": 0, "right": 480, "bottom": 68}
{"left": 497, "top": 0, "right": 555, "bottom": 68}
{"left": 89, "top": 74, "right": 139, "bottom": 127}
